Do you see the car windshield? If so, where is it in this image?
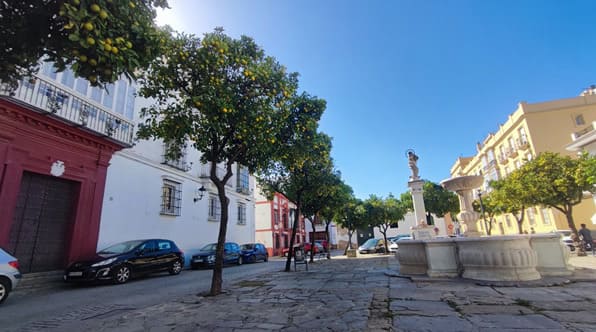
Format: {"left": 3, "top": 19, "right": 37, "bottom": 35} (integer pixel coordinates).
{"left": 361, "top": 239, "right": 378, "bottom": 248}
{"left": 200, "top": 243, "right": 217, "bottom": 251}
{"left": 240, "top": 244, "right": 254, "bottom": 250}
{"left": 98, "top": 240, "right": 144, "bottom": 254}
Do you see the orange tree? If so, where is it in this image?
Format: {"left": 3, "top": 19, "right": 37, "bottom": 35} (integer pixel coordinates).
{"left": 334, "top": 197, "right": 367, "bottom": 252}
{"left": 363, "top": 194, "right": 405, "bottom": 254}
{"left": 137, "top": 29, "right": 310, "bottom": 295}
{"left": 516, "top": 152, "right": 596, "bottom": 237}
{"left": 258, "top": 128, "right": 332, "bottom": 272}
{"left": 301, "top": 168, "right": 346, "bottom": 261}
{"left": 0, "top": 0, "right": 168, "bottom": 89}
{"left": 319, "top": 178, "right": 353, "bottom": 259}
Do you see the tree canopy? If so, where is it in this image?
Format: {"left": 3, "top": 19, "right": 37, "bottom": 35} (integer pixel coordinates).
{"left": 1, "top": 0, "right": 168, "bottom": 89}
{"left": 517, "top": 152, "right": 596, "bottom": 235}
{"left": 137, "top": 29, "right": 317, "bottom": 294}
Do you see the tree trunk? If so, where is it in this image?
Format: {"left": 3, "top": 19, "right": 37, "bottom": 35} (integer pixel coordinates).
{"left": 564, "top": 205, "right": 578, "bottom": 236}
{"left": 210, "top": 180, "right": 230, "bottom": 296}
{"left": 284, "top": 203, "right": 300, "bottom": 272}
{"left": 309, "top": 216, "right": 317, "bottom": 262}
{"left": 325, "top": 221, "right": 331, "bottom": 259}
{"left": 381, "top": 224, "right": 388, "bottom": 255}
{"left": 514, "top": 208, "right": 525, "bottom": 234}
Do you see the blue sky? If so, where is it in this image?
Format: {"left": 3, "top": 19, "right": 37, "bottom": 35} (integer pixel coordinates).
{"left": 156, "top": 0, "right": 596, "bottom": 199}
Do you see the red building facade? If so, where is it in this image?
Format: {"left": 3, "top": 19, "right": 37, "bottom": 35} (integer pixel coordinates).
{"left": 0, "top": 98, "right": 125, "bottom": 273}
{"left": 256, "top": 192, "right": 306, "bottom": 257}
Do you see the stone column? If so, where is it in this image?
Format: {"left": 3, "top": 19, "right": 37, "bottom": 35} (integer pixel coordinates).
{"left": 408, "top": 179, "right": 427, "bottom": 224}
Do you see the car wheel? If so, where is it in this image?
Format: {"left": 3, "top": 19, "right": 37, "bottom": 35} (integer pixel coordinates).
{"left": 169, "top": 260, "right": 183, "bottom": 275}
{"left": 113, "top": 265, "right": 131, "bottom": 284}
{"left": 0, "top": 278, "right": 10, "bottom": 304}
{"left": 237, "top": 256, "right": 243, "bottom": 265}
{"left": 264, "top": 254, "right": 268, "bottom": 262}
{"left": 251, "top": 255, "right": 256, "bottom": 263}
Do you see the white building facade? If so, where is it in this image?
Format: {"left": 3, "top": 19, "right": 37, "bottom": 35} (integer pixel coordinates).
{"left": 98, "top": 97, "right": 257, "bottom": 266}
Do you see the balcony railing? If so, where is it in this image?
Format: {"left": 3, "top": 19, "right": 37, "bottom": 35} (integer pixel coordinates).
{"left": 498, "top": 154, "right": 508, "bottom": 165}
{"left": 572, "top": 122, "right": 595, "bottom": 140}
{"left": 506, "top": 147, "right": 518, "bottom": 158}
{"left": 516, "top": 138, "right": 530, "bottom": 151}
{"left": 162, "top": 157, "right": 192, "bottom": 172}
{"left": 199, "top": 165, "right": 232, "bottom": 187}
{"left": 0, "top": 76, "right": 133, "bottom": 146}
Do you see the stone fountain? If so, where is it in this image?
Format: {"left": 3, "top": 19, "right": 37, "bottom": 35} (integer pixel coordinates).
{"left": 396, "top": 155, "right": 573, "bottom": 281}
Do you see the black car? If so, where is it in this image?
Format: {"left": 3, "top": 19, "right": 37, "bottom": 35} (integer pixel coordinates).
{"left": 240, "top": 243, "right": 269, "bottom": 263}
{"left": 191, "top": 242, "right": 242, "bottom": 269}
{"left": 64, "top": 239, "right": 184, "bottom": 284}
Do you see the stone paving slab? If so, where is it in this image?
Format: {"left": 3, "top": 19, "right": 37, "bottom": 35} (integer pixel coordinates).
{"left": 22, "top": 255, "right": 596, "bottom": 332}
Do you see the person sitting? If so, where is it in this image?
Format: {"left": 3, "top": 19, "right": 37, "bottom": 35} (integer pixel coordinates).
{"left": 578, "top": 223, "right": 595, "bottom": 256}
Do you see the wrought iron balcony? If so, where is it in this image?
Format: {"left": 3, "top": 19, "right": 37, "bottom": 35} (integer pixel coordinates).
{"left": 516, "top": 138, "right": 530, "bottom": 151}
{"left": 0, "top": 76, "right": 134, "bottom": 146}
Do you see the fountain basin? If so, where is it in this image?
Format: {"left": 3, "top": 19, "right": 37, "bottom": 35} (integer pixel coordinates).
{"left": 396, "top": 234, "right": 572, "bottom": 281}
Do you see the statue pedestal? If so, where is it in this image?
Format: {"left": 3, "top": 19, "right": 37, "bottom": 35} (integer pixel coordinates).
{"left": 408, "top": 179, "right": 427, "bottom": 224}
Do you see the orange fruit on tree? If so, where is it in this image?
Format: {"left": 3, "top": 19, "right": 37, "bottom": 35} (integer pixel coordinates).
{"left": 83, "top": 22, "right": 94, "bottom": 31}
{"left": 99, "top": 10, "right": 108, "bottom": 19}
{"left": 90, "top": 4, "right": 101, "bottom": 13}
{"left": 86, "top": 37, "right": 95, "bottom": 45}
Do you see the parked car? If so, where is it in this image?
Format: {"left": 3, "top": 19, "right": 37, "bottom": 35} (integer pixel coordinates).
{"left": 358, "top": 238, "right": 385, "bottom": 254}
{"left": 556, "top": 230, "right": 575, "bottom": 251}
{"left": 240, "top": 243, "right": 269, "bottom": 263}
{"left": 387, "top": 234, "right": 413, "bottom": 252}
{"left": 0, "top": 248, "right": 21, "bottom": 304}
{"left": 315, "top": 240, "right": 329, "bottom": 252}
{"left": 191, "top": 242, "right": 242, "bottom": 269}
{"left": 64, "top": 239, "right": 184, "bottom": 284}
{"left": 281, "top": 242, "right": 323, "bottom": 256}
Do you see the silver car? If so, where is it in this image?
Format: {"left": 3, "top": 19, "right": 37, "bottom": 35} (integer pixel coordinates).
{"left": 0, "top": 248, "right": 21, "bottom": 304}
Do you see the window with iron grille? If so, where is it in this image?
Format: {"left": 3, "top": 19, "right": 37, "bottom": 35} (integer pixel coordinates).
{"left": 541, "top": 208, "right": 551, "bottom": 225}
{"left": 237, "top": 203, "right": 246, "bottom": 225}
{"left": 527, "top": 208, "right": 536, "bottom": 226}
{"left": 236, "top": 165, "right": 250, "bottom": 194}
{"left": 161, "top": 180, "right": 181, "bottom": 216}
{"left": 163, "top": 141, "right": 190, "bottom": 171}
{"left": 208, "top": 194, "right": 221, "bottom": 221}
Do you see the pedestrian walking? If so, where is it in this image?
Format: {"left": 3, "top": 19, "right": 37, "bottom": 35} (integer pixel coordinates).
{"left": 578, "top": 223, "right": 595, "bottom": 256}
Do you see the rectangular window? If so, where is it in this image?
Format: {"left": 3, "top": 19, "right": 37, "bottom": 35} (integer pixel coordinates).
{"left": 163, "top": 141, "right": 189, "bottom": 171}
{"left": 91, "top": 86, "right": 102, "bottom": 104}
{"left": 42, "top": 62, "right": 57, "bottom": 80}
{"left": 60, "top": 69, "right": 75, "bottom": 89}
{"left": 541, "top": 208, "right": 551, "bottom": 225}
{"left": 125, "top": 85, "right": 136, "bottom": 119}
{"left": 527, "top": 208, "right": 536, "bottom": 226}
{"left": 74, "top": 79, "right": 88, "bottom": 96}
{"left": 160, "top": 180, "right": 181, "bottom": 216}
{"left": 102, "top": 84, "right": 114, "bottom": 109}
{"left": 236, "top": 165, "right": 250, "bottom": 194}
{"left": 518, "top": 127, "right": 528, "bottom": 144}
{"left": 575, "top": 114, "right": 585, "bottom": 126}
{"left": 274, "top": 209, "right": 280, "bottom": 224}
{"left": 208, "top": 194, "right": 221, "bottom": 221}
{"left": 115, "top": 81, "right": 127, "bottom": 115}
{"left": 237, "top": 203, "right": 246, "bottom": 225}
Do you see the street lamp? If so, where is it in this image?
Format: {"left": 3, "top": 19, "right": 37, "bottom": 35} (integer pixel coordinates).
{"left": 477, "top": 190, "right": 489, "bottom": 235}
{"left": 193, "top": 185, "right": 207, "bottom": 203}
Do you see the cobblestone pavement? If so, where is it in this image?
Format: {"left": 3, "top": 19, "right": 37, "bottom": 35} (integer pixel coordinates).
{"left": 18, "top": 254, "right": 596, "bottom": 332}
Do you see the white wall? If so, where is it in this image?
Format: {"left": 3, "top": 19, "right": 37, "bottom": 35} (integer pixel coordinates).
{"left": 304, "top": 219, "right": 338, "bottom": 245}
{"left": 99, "top": 149, "right": 256, "bottom": 267}
{"left": 372, "top": 212, "right": 448, "bottom": 238}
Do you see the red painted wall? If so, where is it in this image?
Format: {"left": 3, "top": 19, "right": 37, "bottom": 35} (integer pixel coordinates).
{"left": 0, "top": 98, "right": 124, "bottom": 266}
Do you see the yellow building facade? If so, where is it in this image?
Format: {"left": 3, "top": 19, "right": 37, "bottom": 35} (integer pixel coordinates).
{"left": 450, "top": 89, "right": 596, "bottom": 235}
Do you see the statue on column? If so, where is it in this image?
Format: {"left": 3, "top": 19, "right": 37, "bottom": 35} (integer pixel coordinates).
{"left": 407, "top": 150, "right": 419, "bottom": 180}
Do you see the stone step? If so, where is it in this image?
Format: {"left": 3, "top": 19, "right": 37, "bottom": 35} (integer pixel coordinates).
{"left": 16, "top": 270, "right": 64, "bottom": 292}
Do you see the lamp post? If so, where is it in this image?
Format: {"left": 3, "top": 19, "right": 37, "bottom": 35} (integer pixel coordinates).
{"left": 477, "top": 190, "right": 489, "bottom": 235}
{"left": 193, "top": 185, "right": 207, "bottom": 203}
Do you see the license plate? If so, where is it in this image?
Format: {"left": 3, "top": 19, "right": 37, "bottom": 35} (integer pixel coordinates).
{"left": 69, "top": 271, "right": 83, "bottom": 277}
{"left": 194, "top": 258, "right": 203, "bottom": 262}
